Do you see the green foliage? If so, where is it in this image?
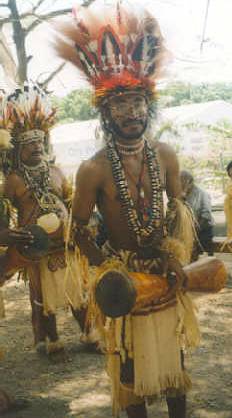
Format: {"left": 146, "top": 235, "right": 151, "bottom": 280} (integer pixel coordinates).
{"left": 157, "top": 118, "right": 232, "bottom": 195}
{"left": 179, "top": 122, "right": 232, "bottom": 193}
{"left": 52, "top": 89, "right": 98, "bottom": 123}
{"left": 158, "top": 82, "right": 232, "bottom": 108}
{"left": 155, "top": 121, "right": 180, "bottom": 140}
{"left": 53, "top": 83, "right": 232, "bottom": 127}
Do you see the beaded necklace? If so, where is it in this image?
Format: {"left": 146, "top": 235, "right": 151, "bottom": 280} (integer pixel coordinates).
{"left": 107, "top": 136, "right": 164, "bottom": 247}
{"left": 115, "top": 138, "right": 145, "bottom": 156}
{"left": 120, "top": 147, "right": 148, "bottom": 224}
{"left": 20, "top": 160, "right": 62, "bottom": 216}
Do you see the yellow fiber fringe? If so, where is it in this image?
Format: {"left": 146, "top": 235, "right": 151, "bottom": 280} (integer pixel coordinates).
{"left": 64, "top": 203, "right": 91, "bottom": 310}
{"left": 0, "top": 289, "right": 5, "bottom": 318}
{"left": 107, "top": 354, "right": 121, "bottom": 417}
{"left": 107, "top": 354, "right": 143, "bottom": 416}
{"left": 0, "top": 129, "right": 11, "bottom": 150}
{"left": 224, "top": 183, "right": 232, "bottom": 239}
{"left": 75, "top": 238, "right": 200, "bottom": 415}
{"left": 168, "top": 199, "right": 196, "bottom": 264}
{"left": 104, "top": 296, "right": 199, "bottom": 415}
{"left": 64, "top": 246, "right": 89, "bottom": 310}
{"left": 0, "top": 290, "right": 5, "bottom": 361}
{"left": 40, "top": 257, "right": 68, "bottom": 315}
{"left": 161, "top": 237, "right": 189, "bottom": 266}
{"left": 176, "top": 291, "right": 201, "bottom": 349}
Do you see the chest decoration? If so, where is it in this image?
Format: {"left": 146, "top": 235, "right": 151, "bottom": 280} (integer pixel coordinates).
{"left": 107, "top": 136, "right": 164, "bottom": 247}
{"left": 19, "top": 161, "right": 63, "bottom": 218}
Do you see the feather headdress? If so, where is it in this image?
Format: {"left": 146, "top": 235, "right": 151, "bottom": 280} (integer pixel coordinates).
{"left": 6, "top": 83, "right": 56, "bottom": 144}
{"left": 54, "top": 2, "right": 166, "bottom": 106}
{"left": 0, "top": 92, "right": 12, "bottom": 150}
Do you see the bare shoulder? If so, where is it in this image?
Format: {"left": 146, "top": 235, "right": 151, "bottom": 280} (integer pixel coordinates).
{"left": 4, "top": 171, "right": 25, "bottom": 199}
{"left": 76, "top": 148, "right": 108, "bottom": 184}
{"left": 152, "top": 141, "right": 181, "bottom": 197}
{"left": 153, "top": 141, "right": 177, "bottom": 159}
{"left": 152, "top": 141, "right": 179, "bottom": 168}
{"left": 5, "top": 172, "right": 24, "bottom": 188}
{"left": 50, "top": 164, "right": 66, "bottom": 179}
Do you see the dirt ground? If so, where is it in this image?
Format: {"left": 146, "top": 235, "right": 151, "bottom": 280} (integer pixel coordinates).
{"left": 1, "top": 253, "right": 232, "bottom": 418}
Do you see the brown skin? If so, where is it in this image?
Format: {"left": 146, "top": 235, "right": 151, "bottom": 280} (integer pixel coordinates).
{"left": 20, "top": 140, "right": 44, "bottom": 167}
{"left": 0, "top": 228, "right": 34, "bottom": 286}
{"left": 73, "top": 92, "right": 181, "bottom": 256}
{"left": 0, "top": 142, "right": 42, "bottom": 411}
{"left": 3, "top": 140, "right": 69, "bottom": 347}
{"left": 4, "top": 139, "right": 69, "bottom": 229}
{"left": 73, "top": 141, "right": 181, "bottom": 252}
{"left": 106, "top": 93, "right": 148, "bottom": 140}
{"left": 0, "top": 228, "right": 33, "bottom": 247}
{"left": 4, "top": 166, "right": 69, "bottom": 231}
{"left": 72, "top": 92, "right": 186, "bottom": 418}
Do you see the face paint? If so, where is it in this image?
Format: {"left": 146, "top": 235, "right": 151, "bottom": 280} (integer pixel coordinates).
{"left": 20, "top": 140, "right": 45, "bottom": 166}
{"left": 107, "top": 92, "right": 148, "bottom": 141}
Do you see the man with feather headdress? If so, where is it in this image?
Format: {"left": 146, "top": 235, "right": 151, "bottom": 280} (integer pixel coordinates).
{"left": 54, "top": 2, "right": 199, "bottom": 417}
{"left": 2, "top": 84, "right": 73, "bottom": 355}
{"left": 0, "top": 96, "right": 31, "bottom": 413}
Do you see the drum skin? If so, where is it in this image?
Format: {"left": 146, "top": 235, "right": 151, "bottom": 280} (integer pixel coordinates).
{"left": 95, "top": 270, "right": 137, "bottom": 318}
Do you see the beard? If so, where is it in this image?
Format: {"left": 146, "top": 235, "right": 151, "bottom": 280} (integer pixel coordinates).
{"left": 108, "top": 116, "right": 148, "bottom": 140}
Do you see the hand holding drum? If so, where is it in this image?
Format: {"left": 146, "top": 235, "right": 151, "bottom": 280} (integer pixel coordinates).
{"left": 1, "top": 225, "right": 50, "bottom": 280}
{"left": 16, "top": 224, "right": 49, "bottom": 260}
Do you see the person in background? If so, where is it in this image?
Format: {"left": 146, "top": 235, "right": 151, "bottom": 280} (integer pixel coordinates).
{"left": 180, "top": 170, "right": 214, "bottom": 260}
{"left": 223, "top": 161, "right": 232, "bottom": 241}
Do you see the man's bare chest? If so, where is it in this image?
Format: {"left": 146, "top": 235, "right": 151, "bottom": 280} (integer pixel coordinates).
{"left": 17, "top": 176, "right": 63, "bottom": 206}
{"left": 101, "top": 159, "right": 165, "bottom": 206}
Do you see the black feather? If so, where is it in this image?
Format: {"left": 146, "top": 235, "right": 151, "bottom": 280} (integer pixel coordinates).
{"left": 75, "top": 43, "right": 97, "bottom": 78}
{"left": 101, "top": 30, "right": 121, "bottom": 62}
{"left": 132, "top": 37, "right": 144, "bottom": 62}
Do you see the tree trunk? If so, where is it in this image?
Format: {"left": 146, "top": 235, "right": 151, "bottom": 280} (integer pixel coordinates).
{"left": 0, "top": 26, "right": 17, "bottom": 85}
{"left": 8, "top": 0, "right": 27, "bottom": 83}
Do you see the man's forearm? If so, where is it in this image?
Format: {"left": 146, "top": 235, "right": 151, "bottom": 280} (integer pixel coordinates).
{"left": 73, "top": 222, "right": 105, "bottom": 266}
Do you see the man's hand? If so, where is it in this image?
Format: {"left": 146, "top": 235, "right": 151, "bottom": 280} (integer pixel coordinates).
{"left": 0, "top": 228, "right": 34, "bottom": 247}
{"left": 149, "top": 250, "right": 188, "bottom": 289}
{"left": 74, "top": 223, "right": 105, "bottom": 266}
{"left": 165, "top": 255, "right": 188, "bottom": 289}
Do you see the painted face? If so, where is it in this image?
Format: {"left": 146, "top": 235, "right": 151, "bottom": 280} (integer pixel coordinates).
{"left": 107, "top": 92, "right": 148, "bottom": 140}
{"left": 20, "top": 140, "right": 45, "bottom": 166}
